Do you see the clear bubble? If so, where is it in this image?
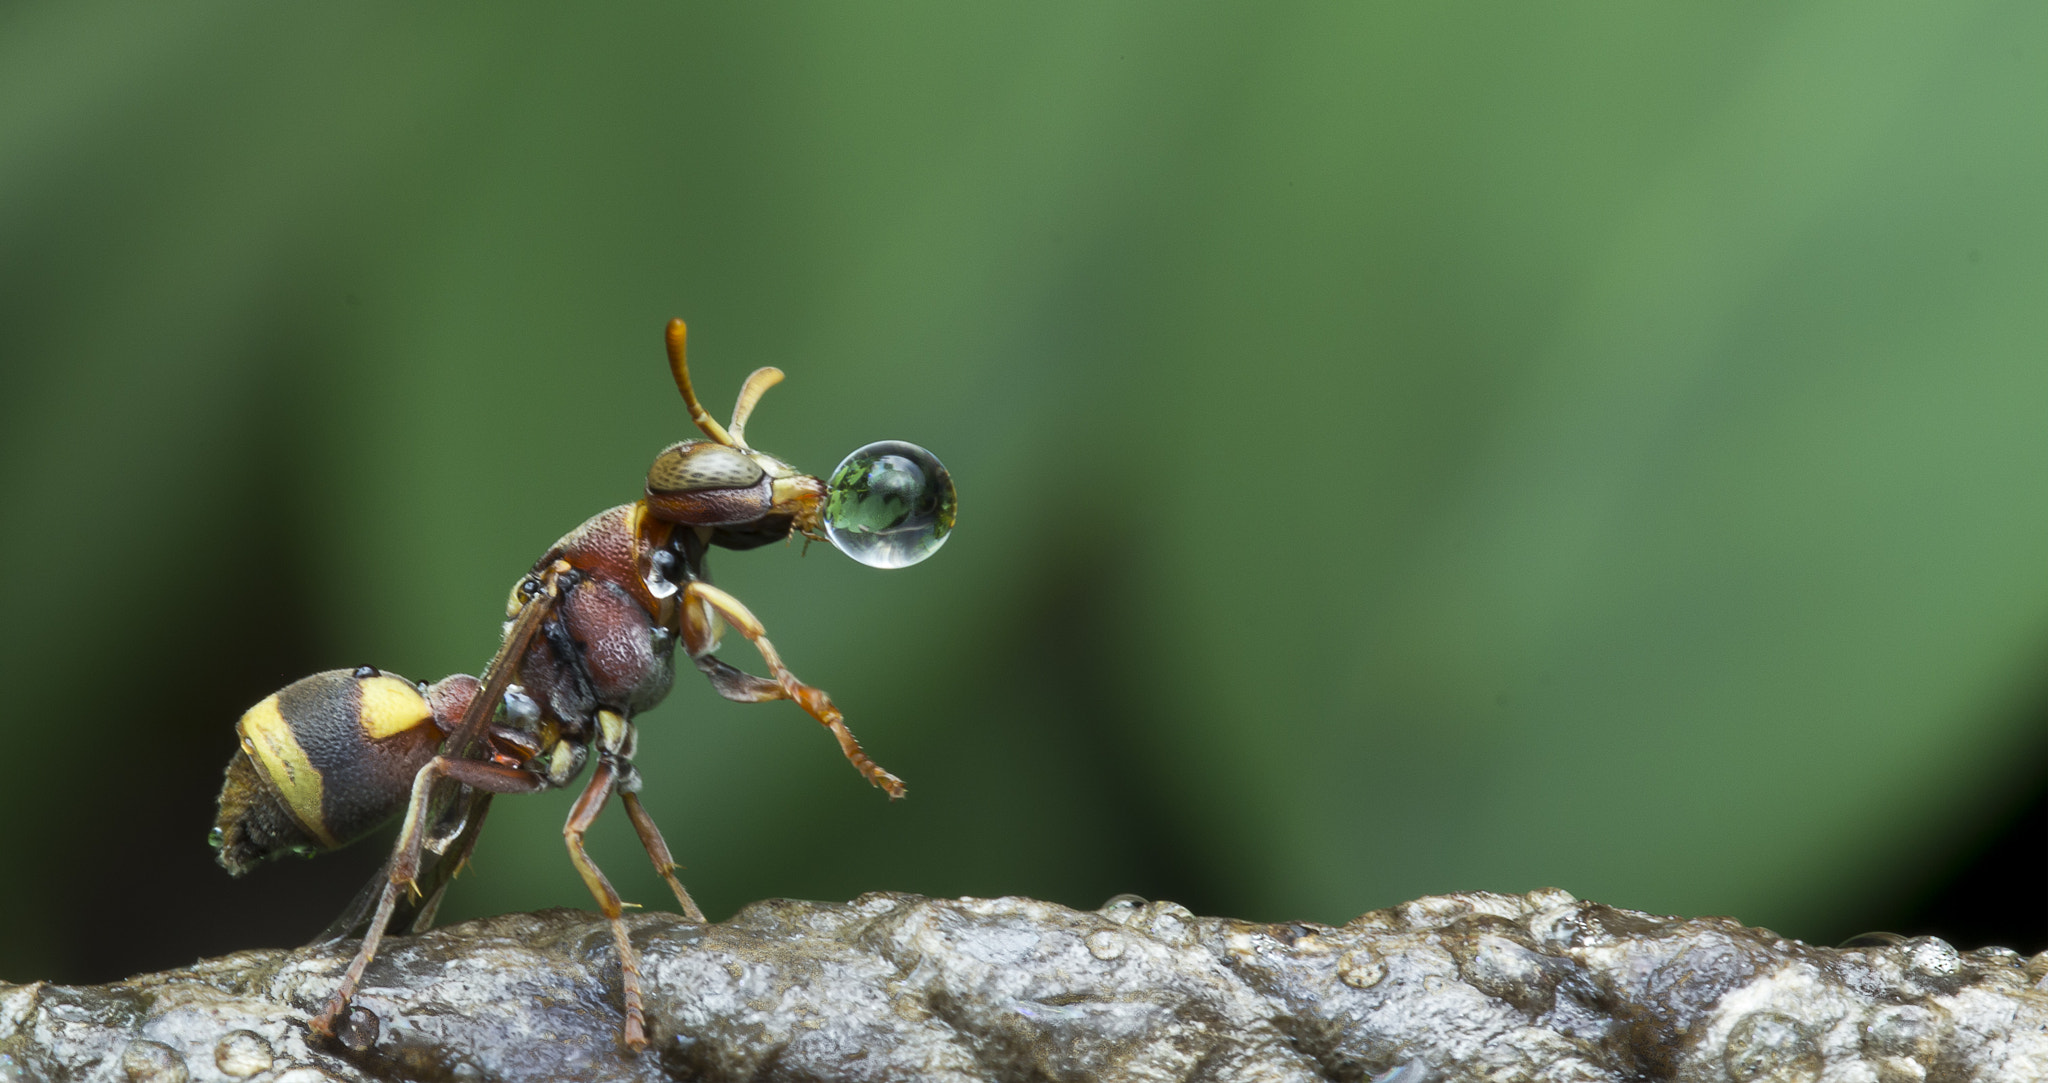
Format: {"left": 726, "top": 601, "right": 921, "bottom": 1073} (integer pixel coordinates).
{"left": 823, "top": 440, "right": 956, "bottom": 569}
{"left": 207, "top": 826, "right": 225, "bottom": 850}
{"left": 501, "top": 686, "right": 541, "bottom": 728}
{"left": 642, "top": 547, "right": 680, "bottom": 600}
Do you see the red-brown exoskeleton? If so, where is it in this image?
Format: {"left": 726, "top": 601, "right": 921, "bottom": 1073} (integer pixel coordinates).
{"left": 210, "top": 320, "right": 955, "bottom": 1051}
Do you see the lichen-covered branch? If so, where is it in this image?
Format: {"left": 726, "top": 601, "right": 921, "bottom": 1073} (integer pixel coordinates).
{"left": 4, "top": 890, "right": 2044, "bottom": 1082}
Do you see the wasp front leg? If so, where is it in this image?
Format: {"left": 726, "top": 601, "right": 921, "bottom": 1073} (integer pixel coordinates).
{"left": 681, "top": 581, "right": 906, "bottom": 799}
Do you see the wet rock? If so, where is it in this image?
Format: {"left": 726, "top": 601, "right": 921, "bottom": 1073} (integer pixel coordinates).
{"left": 2, "top": 891, "right": 2046, "bottom": 1082}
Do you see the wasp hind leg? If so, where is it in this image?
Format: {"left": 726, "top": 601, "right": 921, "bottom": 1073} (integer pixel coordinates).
{"left": 620, "top": 788, "right": 707, "bottom": 923}
{"left": 309, "top": 757, "right": 544, "bottom": 1046}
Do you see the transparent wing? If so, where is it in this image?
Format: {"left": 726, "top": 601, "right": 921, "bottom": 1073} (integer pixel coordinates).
{"left": 312, "top": 567, "right": 565, "bottom": 943}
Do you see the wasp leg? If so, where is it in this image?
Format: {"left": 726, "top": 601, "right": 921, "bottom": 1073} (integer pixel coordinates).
{"left": 310, "top": 757, "right": 542, "bottom": 1044}
{"left": 682, "top": 581, "right": 906, "bottom": 799}
{"left": 619, "top": 791, "right": 707, "bottom": 922}
{"left": 690, "top": 651, "right": 787, "bottom": 703}
{"left": 563, "top": 758, "right": 650, "bottom": 1051}
{"left": 406, "top": 797, "right": 497, "bottom": 934}
{"left": 681, "top": 593, "right": 785, "bottom": 703}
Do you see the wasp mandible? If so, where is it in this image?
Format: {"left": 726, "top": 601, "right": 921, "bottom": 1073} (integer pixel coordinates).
{"left": 209, "top": 320, "right": 956, "bottom": 1051}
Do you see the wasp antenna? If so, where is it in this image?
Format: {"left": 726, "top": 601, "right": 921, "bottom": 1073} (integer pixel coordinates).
{"left": 665, "top": 319, "right": 737, "bottom": 446}
{"left": 727, "top": 366, "right": 784, "bottom": 448}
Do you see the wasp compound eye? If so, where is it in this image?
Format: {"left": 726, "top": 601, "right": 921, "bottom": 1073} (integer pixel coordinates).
{"left": 823, "top": 440, "right": 956, "bottom": 569}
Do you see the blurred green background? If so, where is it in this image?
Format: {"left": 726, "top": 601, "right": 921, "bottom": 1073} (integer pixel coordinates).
{"left": 5, "top": 4, "right": 2048, "bottom": 984}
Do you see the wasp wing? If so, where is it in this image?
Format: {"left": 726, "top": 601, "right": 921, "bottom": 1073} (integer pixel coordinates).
{"left": 313, "top": 569, "right": 564, "bottom": 943}
{"left": 316, "top": 792, "right": 501, "bottom": 940}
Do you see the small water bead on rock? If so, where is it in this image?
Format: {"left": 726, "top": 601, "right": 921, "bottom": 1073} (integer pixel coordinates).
{"left": 823, "top": 440, "right": 956, "bottom": 569}
{"left": 335, "top": 1005, "right": 379, "bottom": 1053}
{"left": 1902, "top": 937, "right": 1961, "bottom": 982}
{"left": 212, "top": 1031, "right": 273, "bottom": 1078}
{"left": 119, "top": 1040, "right": 188, "bottom": 1083}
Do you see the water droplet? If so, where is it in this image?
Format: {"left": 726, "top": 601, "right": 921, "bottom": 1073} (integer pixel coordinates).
{"left": 213, "top": 1031, "right": 274, "bottom": 1078}
{"left": 120, "top": 1039, "right": 189, "bottom": 1083}
{"left": 643, "top": 547, "right": 680, "bottom": 599}
{"left": 337, "top": 1005, "right": 380, "bottom": 1053}
{"left": 1142, "top": 902, "right": 1197, "bottom": 946}
{"left": 1904, "top": 937, "right": 1961, "bottom": 980}
{"left": 207, "top": 827, "right": 225, "bottom": 850}
{"left": 1086, "top": 931, "right": 1125, "bottom": 960}
{"left": 502, "top": 687, "right": 541, "bottom": 727}
{"left": 352, "top": 665, "right": 380, "bottom": 679}
{"left": 823, "top": 440, "right": 955, "bottom": 569}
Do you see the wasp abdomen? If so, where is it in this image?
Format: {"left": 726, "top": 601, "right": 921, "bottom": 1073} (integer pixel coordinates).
{"left": 213, "top": 669, "right": 446, "bottom": 875}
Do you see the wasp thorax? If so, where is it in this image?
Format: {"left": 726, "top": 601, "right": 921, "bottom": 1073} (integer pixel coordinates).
{"left": 212, "top": 668, "right": 446, "bottom": 875}
{"left": 645, "top": 441, "right": 776, "bottom": 525}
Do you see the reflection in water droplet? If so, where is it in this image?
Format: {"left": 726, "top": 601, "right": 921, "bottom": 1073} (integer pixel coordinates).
{"left": 207, "top": 827, "right": 225, "bottom": 850}
{"left": 823, "top": 441, "right": 955, "bottom": 569}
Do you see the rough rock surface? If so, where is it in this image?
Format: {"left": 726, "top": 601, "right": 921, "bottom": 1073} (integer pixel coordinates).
{"left": 4, "top": 889, "right": 2046, "bottom": 1082}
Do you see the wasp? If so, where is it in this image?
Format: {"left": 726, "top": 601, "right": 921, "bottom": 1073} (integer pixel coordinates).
{"left": 210, "top": 320, "right": 955, "bottom": 1051}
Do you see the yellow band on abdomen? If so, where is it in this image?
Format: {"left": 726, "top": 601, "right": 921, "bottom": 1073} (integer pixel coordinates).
{"left": 237, "top": 696, "right": 341, "bottom": 849}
